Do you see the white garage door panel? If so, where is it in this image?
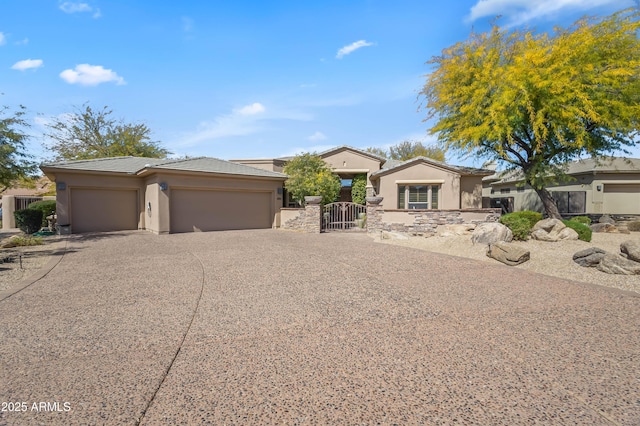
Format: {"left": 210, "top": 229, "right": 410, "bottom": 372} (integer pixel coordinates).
{"left": 603, "top": 184, "right": 640, "bottom": 215}
{"left": 170, "top": 190, "right": 271, "bottom": 233}
{"left": 71, "top": 188, "right": 138, "bottom": 233}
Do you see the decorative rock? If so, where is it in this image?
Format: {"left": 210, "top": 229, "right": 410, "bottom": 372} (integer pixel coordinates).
{"left": 471, "top": 222, "right": 513, "bottom": 245}
{"left": 442, "top": 223, "right": 476, "bottom": 236}
{"left": 572, "top": 247, "right": 607, "bottom": 267}
{"left": 531, "top": 219, "right": 578, "bottom": 241}
{"left": 486, "top": 242, "right": 530, "bottom": 266}
{"left": 598, "top": 214, "right": 615, "bottom": 224}
{"left": 620, "top": 240, "right": 640, "bottom": 263}
{"left": 380, "top": 231, "right": 409, "bottom": 240}
{"left": 590, "top": 223, "right": 619, "bottom": 233}
{"left": 596, "top": 253, "right": 640, "bottom": 275}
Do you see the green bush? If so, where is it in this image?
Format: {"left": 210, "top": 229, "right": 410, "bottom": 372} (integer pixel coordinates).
{"left": 351, "top": 174, "right": 367, "bottom": 205}
{"left": 627, "top": 221, "right": 640, "bottom": 232}
{"left": 14, "top": 209, "right": 43, "bottom": 234}
{"left": 28, "top": 200, "right": 56, "bottom": 227}
{"left": 569, "top": 216, "right": 591, "bottom": 225}
{"left": 499, "top": 215, "right": 533, "bottom": 240}
{"left": 562, "top": 220, "right": 592, "bottom": 242}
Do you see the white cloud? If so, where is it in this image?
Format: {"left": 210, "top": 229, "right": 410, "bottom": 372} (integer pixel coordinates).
{"left": 336, "top": 40, "right": 374, "bottom": 59}
{"left": 11, "top": 59, "right": 43, "bottom": 71}
{"left": 236, "top": 102, "right": 266, "bottom": 115}
{"left": 59, "top": 2, "right": 101, "bottom": 18}
{"left": 15, "top": 38, "right": 29, "bottom": 45}
{"left": 0, "top": 33, "right": 6, "bottom": 46}
{"left": 59, "top": 64, "right": 125, "bottom": 86}
{"left": 307, "top": 131, "right": 327, "bottom": 141}
{"left": 467, "top": 0, "right": 633, "bottom": 26}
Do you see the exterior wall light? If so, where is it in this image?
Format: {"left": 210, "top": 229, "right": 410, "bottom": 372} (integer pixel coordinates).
{"left": 159, "top": 182, "right": 168, "bottom": 191}
{"left": 596, "top": 185, "right": 602, "bottom": 192}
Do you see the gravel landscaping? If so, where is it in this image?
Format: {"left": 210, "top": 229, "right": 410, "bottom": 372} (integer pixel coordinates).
{"left": 374, "top": 231, "right": 640, "bottom": 294}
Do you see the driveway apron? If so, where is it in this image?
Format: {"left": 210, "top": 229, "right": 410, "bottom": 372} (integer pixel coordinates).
{"left": 0, "top": 230, "right": 638, "bottom": 425}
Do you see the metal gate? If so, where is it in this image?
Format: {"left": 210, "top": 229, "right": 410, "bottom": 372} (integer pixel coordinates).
{"left": 322, "top": 202, "right": 366, "bottom": 231}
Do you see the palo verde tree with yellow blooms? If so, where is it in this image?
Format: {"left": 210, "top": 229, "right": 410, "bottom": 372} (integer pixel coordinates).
{"left": 421, "top": 8, "right": 640, "bottom": 219}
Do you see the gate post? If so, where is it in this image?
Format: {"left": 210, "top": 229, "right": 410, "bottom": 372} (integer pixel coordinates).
{"left": 365, "top": 196, "right": 384, "bottom": 233}
{"left": 303, "top": 196, "right": 322, "bottom": 234}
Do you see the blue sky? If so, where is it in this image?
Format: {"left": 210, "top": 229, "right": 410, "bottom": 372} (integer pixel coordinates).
{"left": 1, "top": 0, "right": 637, "bottom": 166}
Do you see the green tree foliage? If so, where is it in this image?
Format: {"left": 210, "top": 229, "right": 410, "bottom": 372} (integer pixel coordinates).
{"left": 46, "top": 104, "right": 170, "bottom": 161}
{"left": 28, "top": 200, "right": 56, "bottom": 227}
{"left": 388, "top": 140, "right": 446, "bottom": 162}
{"left": 14, "top": 208, "right": 43, "bottom": 234}
{"left": 421, "top": 8, "right": 640, "bottom": 219}
{"left": 366, "top": 141, "right": 446, "bottom": 162}
{"left": 283, "top": 153, "right": 341, "bottom": 205}
{"left": 0, "top": 105, "right": 38, "bottom": 191}
{"left": 351, "top": 174, "right": 367, "bottom": 205}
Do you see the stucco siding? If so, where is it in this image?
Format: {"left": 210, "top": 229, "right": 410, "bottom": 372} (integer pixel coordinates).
{"left": 376, "top": 163, "right": 460, "bottom": 209}
{"left": 322, "top": 150, "right": 382, "bottom": 188}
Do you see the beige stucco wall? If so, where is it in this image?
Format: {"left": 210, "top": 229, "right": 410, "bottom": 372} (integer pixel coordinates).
{"left": 229, "top": 159, "right": 286, "bottom": 173}
{"left": 52, "top": 172, "right": 147, "bottom": 230}
{"left": 375, "top": 162, "right": 461, "bottom": 210}
{"left": 322, "top": 150, "right": 382, "bottom": 188}
{"left": 460, "top": 176, "right": 484, "bottom": 208}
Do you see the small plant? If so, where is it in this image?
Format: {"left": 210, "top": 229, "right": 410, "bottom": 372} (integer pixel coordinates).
{"left": 500, "top": 215, "right": 532, "bottom": 240}
{"left": 499, "top": 210, "right": 542, "bottom": 240}
{"left": 569, "top": 216, "right": 591, "bottom": 225}
{"left": 28, "top": 200, "right": 56, "bottom": 227}
{"left": 563, "top": 220, "right": 592, "bottom": 242}
{"left": 628, "top": 221, "right": 640, "bottom": 232}
{"left": 11, "top": 235, "right": 44, "bottom": 246}
{"left": 14, "top": 209, "right": 43, "bottom": 234}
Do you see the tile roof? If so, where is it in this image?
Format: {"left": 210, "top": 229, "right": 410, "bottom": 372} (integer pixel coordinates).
{"left": 41, "top": 156, "right": 287, "bottom": 179}
{"left": 371, "top": 156, "right": 494, "bottom": 177}
{"left": 488, "top": 157, "right": 640, "bottom": 184}
{"left": 317, "top": 145, "right": 387, "bottom": 163}
{"left": 147, "top": 157, "right": 287, "bottom": 178}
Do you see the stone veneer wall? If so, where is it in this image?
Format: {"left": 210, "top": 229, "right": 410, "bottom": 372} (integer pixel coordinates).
{"left": 279, "top": 196, "right": 322, "bottom": 234}
{"left": 366, "top": 197, "right": 500, "bottom": 234}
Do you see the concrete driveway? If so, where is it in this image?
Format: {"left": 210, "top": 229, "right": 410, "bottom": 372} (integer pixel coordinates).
{"left": 0, "top": 230, "right": 638, "bottom": 425}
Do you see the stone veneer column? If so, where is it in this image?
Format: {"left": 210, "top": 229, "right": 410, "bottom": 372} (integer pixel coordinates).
{"left": 365, "top": 196, "right": 384, "bottom": 233}
{"left": 303, "top": 196, "right": 322, "bottom": 234}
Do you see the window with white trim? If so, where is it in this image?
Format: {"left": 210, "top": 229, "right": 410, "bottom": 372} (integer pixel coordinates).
{"left": 398, "top": 185, "right": 440, "bottom": 209}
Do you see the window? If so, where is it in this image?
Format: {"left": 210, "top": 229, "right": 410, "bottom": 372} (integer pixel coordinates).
{"left": 500, "top": 188, "right": 511, "bottom": 194}
{"left": 517, "top": 186, "right": 525, "bottom": 193}
{"left": 398, "top": 185, "right": 440, "bottom": 209}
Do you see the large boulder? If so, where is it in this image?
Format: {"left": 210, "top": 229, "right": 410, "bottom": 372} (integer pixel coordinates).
{"left": 590, "top": 223, "right": 619, "bottom": 233}
{"left": 441, "top": 223, "right": 476, "bottom": 236}
{"left": 486, "top": 242, "right": 530, "bottom": 266}
{"left": 471, "top": 222, "right": 513, "bottom": 245}
{"left": 620, "top": 240, "right": 640, "bottom": 263}
{"left": 531, "top": 218, "right": 579, "bottom": 242}
{"left": 596, "top": 254, "right": 640, "bottom": 275}
{"left": 572, "top": 247, "right": 607, "bottom": 267}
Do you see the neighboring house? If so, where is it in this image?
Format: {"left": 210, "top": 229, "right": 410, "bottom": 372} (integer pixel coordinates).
{"left": 483, "top": 157, "right": 640, "bottom": 216}
{"left": 40, "top": 146, "right": 494, "bottom": 234}
{"left": 1, "top": 177, "right": 55, "bottom": 229}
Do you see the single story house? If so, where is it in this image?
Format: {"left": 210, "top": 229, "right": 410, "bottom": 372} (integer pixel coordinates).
{"left": 40, "top": 146, "right": 494, "bottom": 234}
{"left": 483, "top": 157, "right": 640, "bottom": 216}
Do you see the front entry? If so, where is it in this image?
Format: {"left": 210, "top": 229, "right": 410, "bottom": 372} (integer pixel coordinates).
{"left": 322, "top": 202, "right": 366, "bottom": 232}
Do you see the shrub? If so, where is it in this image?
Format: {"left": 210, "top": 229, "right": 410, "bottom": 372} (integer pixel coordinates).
{"left": 14, "top": 209, "right": 43, "bottom": 234}
{"left": 628, "top": 221, "right": 640, "bottom": 232}
{"left": 28, "top": 200, "right": 56, "bottom": 227}
{"left": 562, "top": 220, "right": 592, "bottom": 242}
{"left": 351, "top": 174, "right": 367, "bottom": 205}
{"left": 4, "top": 235, "right": 43, "bottom": 247}
{"left": 570, "top": 216, "right": 591, "bottom": 225}
{"left": 499, "top": 215, "right": 532, "bottom": 240}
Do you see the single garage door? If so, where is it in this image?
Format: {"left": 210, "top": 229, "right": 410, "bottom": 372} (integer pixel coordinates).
{"left": 170, "top": 189, "right": 272, "bottom": 233}
{"left": 603, "top": 184, "right": 640, "bottom": 215}
{"left": 71, "top": 188, "right": 139, "bottom": 233}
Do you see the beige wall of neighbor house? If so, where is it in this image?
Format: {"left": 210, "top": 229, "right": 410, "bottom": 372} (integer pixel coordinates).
{"left": 374, "top": 162, "right": 461, "bottom": 210}
{"left": 460, "top": 176, "right": 484, "bottom": 209}
{"left": 229, "top": 159, "right": 286, "bottom": 173}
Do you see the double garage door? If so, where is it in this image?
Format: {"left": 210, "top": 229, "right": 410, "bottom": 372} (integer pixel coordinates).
{"left": 170, "top": 189, "right": 272, "bottom": 233}
{"left": 70, "top": 188, "right": 273, "bottom": 233}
